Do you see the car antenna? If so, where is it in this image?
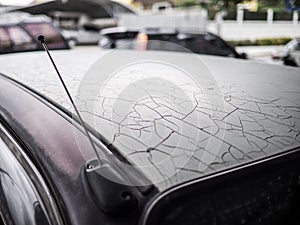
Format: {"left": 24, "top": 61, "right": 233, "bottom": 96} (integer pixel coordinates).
{"left": 37, "top": 36, "right": 156, "bottom": 216}
{"left": 37, "top": 35, "right": 103, "bottom": 167}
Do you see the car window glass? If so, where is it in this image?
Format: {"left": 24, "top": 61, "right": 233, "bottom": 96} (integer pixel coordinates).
{"left": 198, "top": 35, "right": 234, "bottom": 56}
{"left": 9, "top": 26, "right": 33, "bottom": 45}
{"left": 24, "top": 23, "right": 66, "bottom": 49}
{"left": 0, "top": 27, "right": 11, "bottom": 48}
{"left": 0, "top": 135, "right": 50, "bottom": 225}
{"left": 0, "top": 26, "right": 37, "bottom": 53}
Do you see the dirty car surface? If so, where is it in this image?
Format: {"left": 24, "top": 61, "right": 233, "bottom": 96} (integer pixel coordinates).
{"left": 0, "top": 48, "right": 299, "bottom": 225}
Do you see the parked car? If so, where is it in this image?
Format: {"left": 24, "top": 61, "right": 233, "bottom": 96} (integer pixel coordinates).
{"left": 282, "top": 39, "right": 300, "bottom": 67}
{"left": 17, "top": 0, "right": 137, "bottom": 46}
{"left": 0, "top": 47, "right": 299, "bottom": 225}
{"left": 99, "top": 27, "right": 247, "bottom": 59}
{"left": 0, "top": 12, "right": 69, "bottom": 54}
{"left": 271, "top": 39, "right": 300, "bottom": 66}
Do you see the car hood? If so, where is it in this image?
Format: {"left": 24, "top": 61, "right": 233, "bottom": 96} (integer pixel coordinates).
{"left": 0, "top": 47, "right": 299, "bottom": 190}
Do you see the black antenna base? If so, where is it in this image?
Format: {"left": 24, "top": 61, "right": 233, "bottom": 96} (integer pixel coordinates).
{"left": 37, "top": 35, "right": 45, "bottom": 44}
{"left": 83, "top": 159, "right": 138, "bottom": 215}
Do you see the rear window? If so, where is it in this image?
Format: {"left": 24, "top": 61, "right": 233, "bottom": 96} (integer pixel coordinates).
{"left": 0, "top": 26, "right": 37, "bottom": 53}
{"left": 23, "top": 22, "right": 67, "bottom": 49}
{"left": 178, "top": 34, "right": 236, "bottom": 57}
{"left": 0, "top": 22, "right": 68, "bottom": 54}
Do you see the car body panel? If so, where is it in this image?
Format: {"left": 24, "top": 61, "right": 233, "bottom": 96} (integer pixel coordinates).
{"left": 284, "top": 50, "right": 300, "bottom": 67}
{"left": 0, "top": 74, "right": 153, "bottom": 225}
{"left": 0, "top": 48, "right": 300, "bottom": 225}
{"left": 142, "top": 146, "right": 300, "bottom": 225}
{"left": 272, "top": 39, "right": 300, "bottom": 67}
{"left": 0, "top": 49, "right": 299, "bottom": 191}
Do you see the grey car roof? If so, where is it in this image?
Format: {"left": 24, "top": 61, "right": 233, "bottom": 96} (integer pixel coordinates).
{"left": 0, "top": 47, "right": 299, "bottom": 190}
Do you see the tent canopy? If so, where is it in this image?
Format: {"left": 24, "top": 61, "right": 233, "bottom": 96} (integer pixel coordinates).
{"left": 19, "top": 0, "right": 135, "bottom": 19}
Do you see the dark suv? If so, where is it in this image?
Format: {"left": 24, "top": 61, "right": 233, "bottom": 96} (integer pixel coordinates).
{"left": 99, "top": 27, "right": 247, "bottom": 59}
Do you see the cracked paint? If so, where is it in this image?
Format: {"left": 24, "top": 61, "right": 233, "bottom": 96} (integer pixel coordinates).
{"left": 0, "top": 50, "right": 299, "bottom": 190}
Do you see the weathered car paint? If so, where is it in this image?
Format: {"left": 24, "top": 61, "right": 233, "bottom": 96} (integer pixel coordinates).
{"left": 0, "top": 75, "right": 157, "bottom": 225}
{"left": 0, "top": 49, "right": 299, "bottom": 224}
{"left": 141, "top": 146, "right": 300, "bottom": 225}
{"left": 0, "top": 50, "right": 299, "bottom": 190}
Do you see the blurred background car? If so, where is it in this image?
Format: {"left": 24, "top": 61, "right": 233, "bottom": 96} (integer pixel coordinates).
{"left": 99, "top": 26, "right": 247, "bottom": 58}
{"left": 17, "top": 0, "right": 137, "bottom": 45}
{"left": 271, "top": 39, "right": 300, "bottom": 59}
{"left": 0, "top": 12, "right": 69, "bottom": 54}
{"left": 0, "top": 47, "right": 300, "bottom": 225}
{"left": 281, "top": 39, "right": 300, "bottom": 66}
{"left": 1, "top": 0, "right": 297, "bottom": 66}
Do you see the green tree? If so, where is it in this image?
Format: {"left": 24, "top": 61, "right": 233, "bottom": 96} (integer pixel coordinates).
{"left": 209, "top": 0, "right": 286, "bottom": 11}
{"left": 223, "top": 0, "right": 243, "bottom": 8}
{"left": 209, "top": 0, "right": 242, "bottom": 10}
{"left": 176, "top": 0, "right": 199, "bottom": 7}
{"left": 258, "top": 0, "right": 286, "bottom": 11}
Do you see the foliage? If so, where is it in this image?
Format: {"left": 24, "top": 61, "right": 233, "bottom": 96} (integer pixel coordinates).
{"left": 208, "top": 0, "right": 286, "bottom": 11}
{"left": 228, "top": 37, "right": 293, "bottom": 46}
{"left": 258, "top": 0, "right": 286, "bottom": 11}
{"left": 176, "top": 0, "right": 199, "bottom": 7}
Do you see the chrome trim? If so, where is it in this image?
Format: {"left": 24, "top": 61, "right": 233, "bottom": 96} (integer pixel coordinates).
{"left": 0, "top": 123, "right": 64, "bottom": 225}
{"left": 141, "top": 146, "right": 300, "bottom": 225}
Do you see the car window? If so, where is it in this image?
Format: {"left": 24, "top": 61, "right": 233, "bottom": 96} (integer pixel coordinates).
{"left": 0, "top": 27, "right": 11, "bottom": 48}
{"left": 0, "top": 127, "right": 60, "bottom": 225}
{"left": 131, "top": 33, "right": 236, "bottom": 56}
{"left": 23, "top": 22, "right": 67, "bottom": 49}
{"left": 0, "top": 22, "right": 68, "bottom": 54}
{"left": 0, "top": 26, "right": 37, "bottom": 53}
{"left": 190, "top": 35, "right": 235, "bottom": 56}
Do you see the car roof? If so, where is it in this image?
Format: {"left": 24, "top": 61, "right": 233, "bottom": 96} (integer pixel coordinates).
{"left": 0, "top": 47, "right": 299, "bottom": 190}
{"left": 100, "top": 26, "right": 209, "bottom": 35}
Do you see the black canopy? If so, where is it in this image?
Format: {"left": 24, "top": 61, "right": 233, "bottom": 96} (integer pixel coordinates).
{"left": 18, "top": 0, "right": 135, "bottom": 19}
